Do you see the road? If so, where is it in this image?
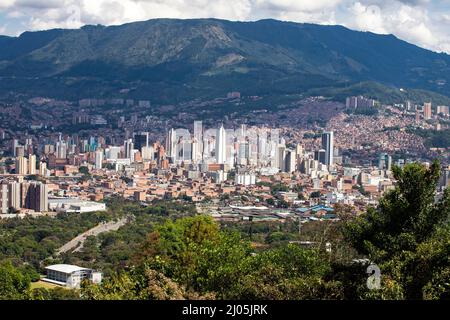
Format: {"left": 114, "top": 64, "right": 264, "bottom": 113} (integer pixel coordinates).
{"left": 56, "top": 216, "right": 132, "bottom": 255}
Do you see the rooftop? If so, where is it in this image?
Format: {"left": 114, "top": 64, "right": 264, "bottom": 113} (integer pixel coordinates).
{"left": 45, "top": 264, "right": 90, "bottom": 274}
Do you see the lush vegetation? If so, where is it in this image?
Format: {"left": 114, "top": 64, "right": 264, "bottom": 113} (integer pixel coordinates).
{"left": 0, "top": 162, "right": 449, "bottom": 300}
{"left": 409, "top": 128, "right": 450, "bottom": 149}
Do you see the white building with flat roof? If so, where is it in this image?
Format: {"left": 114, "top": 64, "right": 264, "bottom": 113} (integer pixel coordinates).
{"left": 43, "top": 264, "right": 102, "bottom": 289}
{"left": 48, "top": 198, "right": 106, "bottom": 213}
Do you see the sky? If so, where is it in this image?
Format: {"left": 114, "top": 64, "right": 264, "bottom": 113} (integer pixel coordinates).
{"left": 1, "top": 0, "right": 450, "bottom": 53}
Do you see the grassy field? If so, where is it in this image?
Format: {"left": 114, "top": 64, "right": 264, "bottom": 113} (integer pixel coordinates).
{"left": 30, "top": 280, "right": 61, "bottom": 290}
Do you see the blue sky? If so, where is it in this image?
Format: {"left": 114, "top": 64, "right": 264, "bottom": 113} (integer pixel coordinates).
{"left": 1, "top": 0, "right": 450, "bottom": 53}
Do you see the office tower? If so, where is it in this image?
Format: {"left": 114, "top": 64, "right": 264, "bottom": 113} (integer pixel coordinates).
{"left": 16, "top": 156, "right": 28, "bottom": 175}
{"left": 315, "top": 149, "right": 327, "bottom": 165}
{"left": 321, "top": 131, "right": 334, "bottom": 166}
{"left": 36, "top": 183, "right": 49, "bottom": 212}
{"left": 216, "top": 125, "right": 226, "bottom": 164}
{"left": 124, "top": 139, "right": 135, "bottom": 162}
{"left": 28, "top": 154, "right": 36, "bottom": 175}
{"left": 134, "top": 132, "right": 149, "bottom": 152}
{"left": 106, "top": 146, "right": 121, "bottom": 160}
{"left": 0, "top": 184, "right": 8, "bottom": 214}
{"left": 424, "top": 102, "right": 432, "bottom": 120}
{"left": 166, "top": 129, "right": 177, "bottom": 160}
{"left": 141, "top": 146, "right": 154, "bottom": 161}
{"left": 11, "top": 139, "right": 19, "bottom": 156}
{"left": 178, "top": 140, "right": 193, "bottom": 162}
{"left": 277, "top": 146, "right": 286, "bottom": 171}
{"left": 95, "top": 149, "right": 104, "bottom": 170}
{"left": 8, "top": 182, "right": 21, "bottom": 210}
{"left": 284, "top": 149, "right": 297, "bottom": 173}
{"left": 193, "top": 121, "right": 203, "bottom": 162}
{"left": 39, "top": 162, "right": 47, "bottom": 176}
{"left": 56, "top": 141, "right": 67, "bottom": 159}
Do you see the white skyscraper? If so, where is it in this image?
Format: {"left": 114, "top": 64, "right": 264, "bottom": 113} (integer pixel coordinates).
{"left": 56, "top": 141, "right": 67, "bottom": 159}
{"left": 166, "top": 129, "right": 177, "bottom": 160}
{"left": 28, "top": 154, "right": 36, "bottom": 175}
{"left": 193, "top": 121, "right": 203, "bottom": 162}
{"left": 95, "top": 149, "right": 104, "bottom": 170}
{"left": 124, "top": 139, "right": 134, "bottom": 162}
{"left": 216, "top": 124, "right": 226, "bottom": 164}
{"left": 321, "top": 131, "right": 334, "bottom": 167}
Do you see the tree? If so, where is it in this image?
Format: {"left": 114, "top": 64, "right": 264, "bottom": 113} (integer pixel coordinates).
{"left": 344, "top": 161, "right": 450, "bottom": 299}
{"left": 0, "top": 261, "right": 31, "bottom": 300}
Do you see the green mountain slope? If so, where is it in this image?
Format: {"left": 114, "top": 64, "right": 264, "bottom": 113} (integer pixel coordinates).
{"left": 0, "top": 18, "right": 449, "bottom": 104}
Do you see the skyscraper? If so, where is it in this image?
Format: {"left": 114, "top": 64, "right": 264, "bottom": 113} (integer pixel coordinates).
{"left": 28, "top": 154, "right": 36, "bottom": 175}
{"left": 56, "top": 141, "right": 67, "bottom": 159}
{"left": 8, "top": 182, "right": 21, "bottom": 210}
{"left": 321, "top": 131, "right": 334, "bottom": 166}
{"left": 216, "top": 125, "right": 227, "bottom": 164}
{"left": 134, "top": 132, "right": 149, "bottom": 152}
{"left": 166, "top": 129, "right": 177, "bottom": 160}
{"left": 124, "top": 139, "right": 135, "bottom": 162}
{"left": 39, "top": 162, "right": 47, "bottom": 176}
{"left": 95, "top": 149, "right": 104, "bottom": 170}
{"left": 424, "top": 102, "right": 432, "bottom": 120}
{"left": 0, "top": 184, "right": 8, "bottom": 214}
{"left": 16, "top": 156, "right": 28, "bottom": 175}
{"left": 193, "top": 121, "right": 203, "bottom": 162}
{"left": 11, "top": 139, "right": 19, "bottom": 157}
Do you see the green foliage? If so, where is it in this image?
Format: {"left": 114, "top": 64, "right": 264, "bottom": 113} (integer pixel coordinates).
{"left": 0, "top": 261, "right": 31, "bottom": 300}
{"left": 344, "top": 161, "right": 450, "bottom": 299}
{"left": 408, "top": 128, "right": 450, "bottom": 149}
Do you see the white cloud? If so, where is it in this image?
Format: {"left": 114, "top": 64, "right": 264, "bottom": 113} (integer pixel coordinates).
{"left": 0, "top": 0, "right": 449, "bottom": 53}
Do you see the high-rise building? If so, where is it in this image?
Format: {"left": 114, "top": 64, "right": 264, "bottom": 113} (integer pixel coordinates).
{"left": 39, "top": 162, "right": 47, "bottom": 176}
{"left": 437, "top": 105, "right": 449, "bottom": 116}
{"left": 166, "top": 129, "right": 177, "bottom": 160}
{"left": 277, "top": 146, "right": 286, "bottom": 172}
{"left": 28, "top": 154, "right": 36, "bottom": 175}
{"left": 141, "top": 146, "right": 154, "bottom": 161}
{"left": 346, "top": 96, "right": 375, "bottom": 109}
{"left": 193, "top": 121, "right": 203, "bottom": 162}
{"left": 314, "top": 149, "right": 326, "bottom": 166}
{"left": 8, "top": 182, "right": 21, "bottom": 210}
{"left": 0, "top": 184, "right": 8, "bottom": 214}
{"left": 284, "top": 149, "right": 297, "bottom": 173}
{"left": 16, "top": 156, "right": 28, "bottom": 175}
{"left": 134, "top": 132, "right": 149, "bottom": 152}
{"left": 95, "top": 149, "right": 104, "bottom": 170}
{"left": 36, "top": 183, "right": 49, "bottom": 212}
{"left": 216, "top": 125, "right": 227, "bottom": 164}
{"left": 11, "top": 139, "right": 19, "bottom": 157}
{"left": 415, "top": 110, "right": 421, "bottom": 123}
{"left": 124, "top": 139, "right": 135, "bottom": 162}
{"left": 424, "top": 102, "right": 432, "bottom": 120}
{"left": 321, "top": 131, "right": 334, "bottom": 166}
{"left": 16, "top": 146, "right": 25, "bottom": 158}
{"left": 56, "top": 141, "right": 67, "bottom": 159}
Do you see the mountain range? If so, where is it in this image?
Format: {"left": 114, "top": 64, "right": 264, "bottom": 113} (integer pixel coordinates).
{"left": 1, "top": 18, "right": 450, "bottom": 105}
